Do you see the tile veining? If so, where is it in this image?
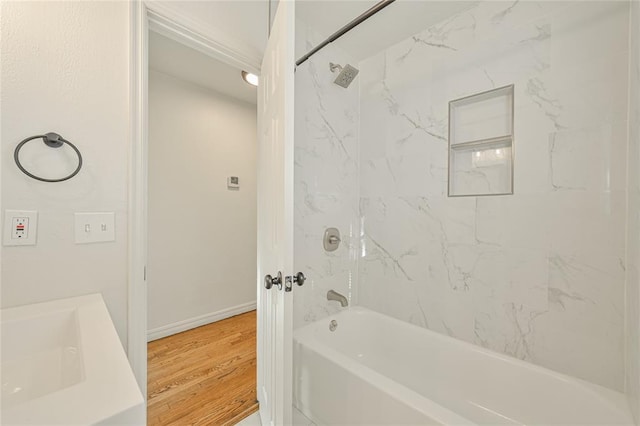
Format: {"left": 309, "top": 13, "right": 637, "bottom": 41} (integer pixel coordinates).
{"left": 295, "top": 0, "right": 631, "bottom": 393}
{"left": 357, "top": 0, "right": 629, "bottom": 391}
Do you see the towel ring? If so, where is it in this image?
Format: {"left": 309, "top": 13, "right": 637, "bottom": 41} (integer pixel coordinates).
{"left": 14, "top": 133, "right": 83, "bottom": 183}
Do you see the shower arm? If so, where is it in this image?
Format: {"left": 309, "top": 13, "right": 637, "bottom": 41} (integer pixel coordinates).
{"left": 329, "top": 63, "right": 343, "bottom": 73}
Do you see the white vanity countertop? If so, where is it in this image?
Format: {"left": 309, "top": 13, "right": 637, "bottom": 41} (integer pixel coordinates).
{"left": 1, "top": 294, "right": 145, "bottom": 425}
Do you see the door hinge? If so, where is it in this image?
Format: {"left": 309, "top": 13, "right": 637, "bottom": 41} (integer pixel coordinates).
{"left": 144, "top": 266, "right": 147, "bottom": 281}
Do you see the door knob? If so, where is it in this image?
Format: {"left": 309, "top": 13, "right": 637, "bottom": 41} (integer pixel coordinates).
{"left": 264, "top": 271, "right": 282, "bottom": 290}
{"left": 284, "top": 272, "right": 306, "bottom": 292}
{"left": 293, "top": 272, "right": 306, "bottom": 286}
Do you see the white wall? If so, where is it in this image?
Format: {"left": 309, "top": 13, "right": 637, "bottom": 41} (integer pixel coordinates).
{"left": 626, "top": 0, "right": 640, "bottom": 420}
{"left": 147, "top": 70, "right": 257, "bottom": 337}
{"left": 1, "top": 1, "right": 130, "bottom": 346}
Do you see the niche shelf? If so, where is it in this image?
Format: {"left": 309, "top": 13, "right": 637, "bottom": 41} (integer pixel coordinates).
{"left": 448, "top": 85, "right": 514, "bottom": 197}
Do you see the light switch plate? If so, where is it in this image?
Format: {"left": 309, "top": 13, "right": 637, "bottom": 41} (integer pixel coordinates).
{"left": 3, "top": 210, "right": 38, "bottom": 246}
{"left": 75, "top": 212, "right": 115, "bottom": 244}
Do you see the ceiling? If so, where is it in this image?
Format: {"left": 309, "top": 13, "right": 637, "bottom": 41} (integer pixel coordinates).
{"left": 296, "top": 1, "right": 477, "bottom": 63}
{"left": 152, "top": 0, "right": 269, "bottom": 59}
{"left": 149, "top": 31, "right": 258, "bottom": 105}
{"left": 153, "top": 0, "right": 378, "bottom": 61}
{"left": 295, "top": 0, "right": 380, "bottom": 59}
{"left": 148, "top": 0, "right": 476, "bottom": 100}
{"left": 154, "top": 0, "right": 476, "bottom": 67}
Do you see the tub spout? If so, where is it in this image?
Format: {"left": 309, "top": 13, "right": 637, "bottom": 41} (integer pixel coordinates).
{"left": 327, "top": 290, "right": 348, "bottom": 307}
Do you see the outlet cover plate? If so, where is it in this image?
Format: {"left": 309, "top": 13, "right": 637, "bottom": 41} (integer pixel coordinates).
{"left": 75, "top": 212, "right": 115, "bottom": 244}
{"left": 3, "top": 210, "right": 38, "bottom": 246}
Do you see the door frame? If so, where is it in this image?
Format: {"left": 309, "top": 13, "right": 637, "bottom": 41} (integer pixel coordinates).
{"left": 128, "top": 0, "right": 263, "bottom": 400}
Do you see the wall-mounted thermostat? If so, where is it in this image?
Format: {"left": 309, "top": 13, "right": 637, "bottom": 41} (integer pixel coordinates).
{"left": 227, "top": 176, "right": 240, "bottom": 189}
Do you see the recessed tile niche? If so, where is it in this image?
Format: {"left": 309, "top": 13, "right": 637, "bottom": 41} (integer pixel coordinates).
{"left": 448, "top": 85, "right": 514, "bottom": 197}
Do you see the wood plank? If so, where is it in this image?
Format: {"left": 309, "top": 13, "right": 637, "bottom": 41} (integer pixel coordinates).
{"left": 147, "top": 311, "right": 258, "bottom": 425}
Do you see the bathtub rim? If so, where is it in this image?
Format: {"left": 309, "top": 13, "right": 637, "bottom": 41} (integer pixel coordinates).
{"left": 294, "top": 327, "right": 474, "bottom": 425}
{"left": 294, "top": 306, "right": 633, "bottom": 424}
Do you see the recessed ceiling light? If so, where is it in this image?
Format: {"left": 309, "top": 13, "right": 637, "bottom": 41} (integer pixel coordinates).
{"left": 241, "top": 71, "right": 259, "bottom": 87}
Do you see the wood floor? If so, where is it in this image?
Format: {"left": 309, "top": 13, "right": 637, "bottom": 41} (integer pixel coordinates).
{"left": 147, "top": 311, "right": 258, "bottom": 426}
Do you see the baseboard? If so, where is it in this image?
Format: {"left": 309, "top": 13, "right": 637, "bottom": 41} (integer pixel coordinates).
{"left": 147, "top": 301, "right": 257, "bottom": 342}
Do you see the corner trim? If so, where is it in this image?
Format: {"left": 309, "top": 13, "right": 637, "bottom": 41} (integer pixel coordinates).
{"left": 128, "top": 0, "right": 149, "bottom": 402}
{"left": 147, "top": 302, "right": 257, "bottom": 342}
{"left": 145, "top": 2, "right": 261, "bottom": 74}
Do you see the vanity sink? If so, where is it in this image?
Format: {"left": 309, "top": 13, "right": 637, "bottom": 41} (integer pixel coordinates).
{"left": 2, "top": 307, "right": 84, "bottom": 409}
{"left": 1, "top": 294, "right": 144, "bottom": 425}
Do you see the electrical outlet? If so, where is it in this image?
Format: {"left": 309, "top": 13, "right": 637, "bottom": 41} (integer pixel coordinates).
{"left": 13, "top": 217, "right": 29, "bottom": 239}
{"left": 74, "top": 212, "right": 115, "bottom": 244}
{"left": 3, "top": 210, "right": 38, "bottom": 246}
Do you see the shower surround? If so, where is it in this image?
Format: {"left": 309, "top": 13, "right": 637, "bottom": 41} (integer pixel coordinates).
{"left": 293, "top": 21, "right": 360, "bottom": 328}
{"left": 295, "top": 0, "right": 633, "bottom": 393}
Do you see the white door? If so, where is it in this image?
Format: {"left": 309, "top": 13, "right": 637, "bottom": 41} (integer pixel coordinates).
{"left": 257, "top": 1, "right": 295, "bottom": 425}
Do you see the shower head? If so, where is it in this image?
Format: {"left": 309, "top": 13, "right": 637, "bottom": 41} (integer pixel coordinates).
{"left": 329, "top": 62, "right": 359, "bottom": 88}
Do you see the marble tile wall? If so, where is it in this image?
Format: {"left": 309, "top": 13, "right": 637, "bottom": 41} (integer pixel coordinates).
{"left": 357, "top": 1, "right": 630, "bottom": 391}
{"left": 293, "top": 20, "right": 360, "bottom": 328}
{"left": 626, "top": 0, "right": 640, "bottom": 419}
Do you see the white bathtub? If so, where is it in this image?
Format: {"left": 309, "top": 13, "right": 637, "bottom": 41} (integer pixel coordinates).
{"left": 293, "top": 307, "right": 634, "bottom": 425}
